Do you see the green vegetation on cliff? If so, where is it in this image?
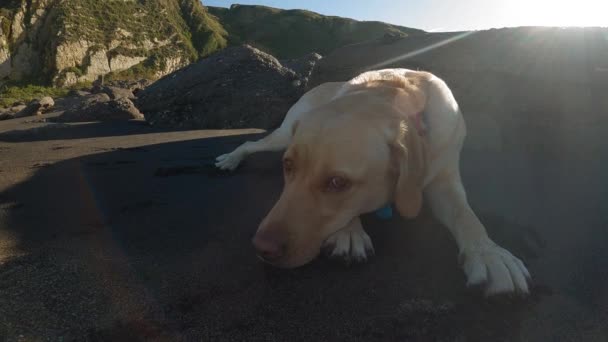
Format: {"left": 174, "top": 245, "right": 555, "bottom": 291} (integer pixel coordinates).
{"left": 55, "top": 0, "right": 228, "bottom": 60}
{"left": 208, "top": 4, "right": 424, "bottom": 59}
{"left": 0, "top": 0, "right": 228, "bottom": 85}
{"left": 1, "top": 1, "right": 424, "bottom": 106}
{"left": 0, "top": 82, "right": 81, "bottom": 107}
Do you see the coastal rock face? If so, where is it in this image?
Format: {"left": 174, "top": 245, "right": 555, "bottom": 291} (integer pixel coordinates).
{"left": 0, "top": 2, "right": 422, "bottom": 87}
{"left": 0, "top": 0, "right": 228, "bottom": 85}
{"left": 0, "top": 24, "right": 10, "bottom": 78}
{"left": 137, "top": 45, "right": 305, "bottom": 129}
{"left": 208, "top": 4, "right": 423, "bottom": 59}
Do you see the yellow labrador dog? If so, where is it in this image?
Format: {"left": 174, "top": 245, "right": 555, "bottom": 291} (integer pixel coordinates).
{"left": 216, "top": 69, "right": 530, "bottom": 295}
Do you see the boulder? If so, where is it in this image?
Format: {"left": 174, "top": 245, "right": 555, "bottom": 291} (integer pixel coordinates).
{"left": 106, "top": 79, "right": 152, "bottom": 93}
{"left": 101, "top": 86, "right": 135, "bottom": 100}
{"left": 10, "top": 105, "right": 27, "bottom": 113}
{"left": 55, "top": 94, "right": 143, "bottom": 122}
{"left": 137, "top": 45, "right": 304, "bottom": 129}
{"left": 13, "top": 101, "right": 41, "bottom": 118}
{"left": 38, "top": 97, "right": 55, "bottom": 112}
{"left": 0, "top": 108, "right": 14, "bottom": 121}
{"left": 67, "top": 89, "right": 91, "bottom": 97}
{"left": 0, "top": 104, "right": 27, "bottom": 121}
{"left": 15, "top": 97, "right": 50, "bottom": 118}
{"left": 13, "top": 97, "right": 54, "bottom": 118}
{"left": 281, "top": 52, "right": 322, "bottom": 87}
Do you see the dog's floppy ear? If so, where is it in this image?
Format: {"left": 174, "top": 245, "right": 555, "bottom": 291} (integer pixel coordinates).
{"left": 391, "top": 120, "right": 426, "bottom": 219}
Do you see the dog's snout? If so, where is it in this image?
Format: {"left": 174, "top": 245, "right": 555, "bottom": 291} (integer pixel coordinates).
{"left": 252, "top": 230, "right": 286, "bottom": 262}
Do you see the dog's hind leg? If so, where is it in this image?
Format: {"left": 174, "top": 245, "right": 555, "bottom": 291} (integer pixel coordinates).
{"left": 215, "top": 127, "right": 291, "bottom": 171}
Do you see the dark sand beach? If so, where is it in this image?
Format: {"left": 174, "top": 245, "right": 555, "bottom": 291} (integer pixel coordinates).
{"left": 0, "top": 109, "right": 606, "bottom": 341}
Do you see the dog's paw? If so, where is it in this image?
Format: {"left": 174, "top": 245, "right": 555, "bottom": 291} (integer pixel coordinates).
{"left": 460, "top": 239, "right": 531, "bottom": 296}
{"left": 215, "top": 152, "right": 243, "bottom": 171}
{"left": 322, "top": 226, "right": 374, "bottom": 264}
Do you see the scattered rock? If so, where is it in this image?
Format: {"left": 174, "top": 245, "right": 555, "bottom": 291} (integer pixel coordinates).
{"left": 137, "top": 45, "right": 304, "bottom": 129}
{"left": 38, "top": 97, "right": 55, "bottom": 112}
{"left": 68, "top": 89, "right": 91, "bottom": 97}
{"left": 55, "top": 94, "right": 143, "bottom": 122}
{"left": 91, "top": 75, "right": 105, "bottom": 88}
{"left": 14, "top": 98, "right": 49, "bottom": 118}
{"left": 0, "top": 105, "right": 28, "bottom": 120}
{"left": 106, "top": 79, "right": 152, "bottom": 94}
{"left": 14, "top": 102, "right": 39, "bottom": 118}
{"left": 14, "top": 106, "right": 39, "bottom": 118}
{"left": 0, "top": 112, "right": 14, "bottom": 121}
{"left": 101, "top": 86, "right": 135, "bottom": 100}
{"left": 75, "top": 93, "right": 111, "bottom": 106}
{"left": 11, "top": 105, "right": 27, "bottom": 113}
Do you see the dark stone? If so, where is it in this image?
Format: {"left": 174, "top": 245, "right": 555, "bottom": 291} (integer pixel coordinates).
{"left": 137, "top": 45, "right": 304, "bottom": 129}
{"left": 67, "top": 89, "right": 91, "bottom": 97}
{"left": 15, "top": 101, "right": 41, "bottom": 118}
{"left": 37, "top": 97, "right": 55, "bottom": 112}
{"left": 0, "top": 112, "right": 13, "bottom": 121}
{"left": 101, "top": 86, "right": 135, "bottom": 100}
{"left": 106, "top": 79, "right": 152, "bottom": 93}
{"left": 55, "top": 94, "right": 143, "bottom": 122}
{"left": 280, "top": 52, "right": 323, "bottom": 88}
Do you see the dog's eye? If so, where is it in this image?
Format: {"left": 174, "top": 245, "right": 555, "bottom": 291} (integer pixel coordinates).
{"left": 283, "top": 159, "right": 294, "bottom": 173}
{"left": 326, "top": 176, "right": 350, "bottom": 192}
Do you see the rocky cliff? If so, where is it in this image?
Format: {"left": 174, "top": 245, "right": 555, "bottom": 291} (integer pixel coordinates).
{"left": 0, "top": 2, "right": 423, "bottom": 87}
{"left": 208, "top": 4, "right": 424, "bottom": 59}
{"left": 0, "top": 0, "right": 228, "bottom": 86}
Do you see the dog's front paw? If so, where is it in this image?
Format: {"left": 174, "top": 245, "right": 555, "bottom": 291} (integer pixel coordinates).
{"left": 322, "top": 225, "right": 374, "bottom": 264}
{"left": 215, "top": 151, "right": 243, "bottom": 171}
{"left": 460, "top": 239, "right": 531, "bottom": 296}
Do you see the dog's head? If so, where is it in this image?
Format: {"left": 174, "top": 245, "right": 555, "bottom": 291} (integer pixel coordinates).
{"left": 253, "top": 86, "right": 427, "bottom": 268}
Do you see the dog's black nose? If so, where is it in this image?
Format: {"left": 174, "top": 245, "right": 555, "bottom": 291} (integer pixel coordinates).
{"left": 252, "top": 231, "right": 285, "bottom": 262}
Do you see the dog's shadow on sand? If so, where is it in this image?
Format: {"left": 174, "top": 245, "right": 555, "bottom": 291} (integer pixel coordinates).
{"left": 0, "top": 132, "right": 548, "bottom": 341}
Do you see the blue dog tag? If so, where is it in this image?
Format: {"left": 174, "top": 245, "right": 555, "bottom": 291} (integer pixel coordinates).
{"left": 374, "top": 204, "right": 393, "bottom": 219}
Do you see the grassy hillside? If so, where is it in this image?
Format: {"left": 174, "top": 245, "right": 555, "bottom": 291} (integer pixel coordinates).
{"left": 208, "top": 4, "right": 424, "bottom": 59}
{"left": 53, "top": 0, "right": 229, "bottom": 74}
{"left": 0, "top": 0, "right": 228, "bottom": 85}
{"left": 1, "top": 1, "right": 426, "bottom": 106}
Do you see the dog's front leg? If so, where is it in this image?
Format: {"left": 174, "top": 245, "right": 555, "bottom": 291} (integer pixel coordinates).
{"left": 322, "top": 217, "right": 375, "bottom": 264}
{"left": 425, "top": 167, "right": 531, "bottom": 296}
{"left": 216, "top": 128, "right": 291, "bottom": 170}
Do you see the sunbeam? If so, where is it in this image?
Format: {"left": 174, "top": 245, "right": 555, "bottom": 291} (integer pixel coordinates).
{"left": 366, "top": 31, "right": 476, "bottom": 71}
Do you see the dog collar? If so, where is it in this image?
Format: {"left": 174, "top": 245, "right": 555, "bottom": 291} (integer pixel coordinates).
{"left": 374, "top": 204, "right": 393, "bottom": 219}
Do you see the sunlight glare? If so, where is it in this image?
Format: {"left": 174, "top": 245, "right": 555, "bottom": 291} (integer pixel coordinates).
{"left": 504, "top": 0, "right": 607, "bottom": 27}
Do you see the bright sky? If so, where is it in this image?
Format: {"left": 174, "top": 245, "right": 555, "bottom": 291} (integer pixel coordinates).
{"left": 204, "top": 0, "right": 608, "bottom": 32}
